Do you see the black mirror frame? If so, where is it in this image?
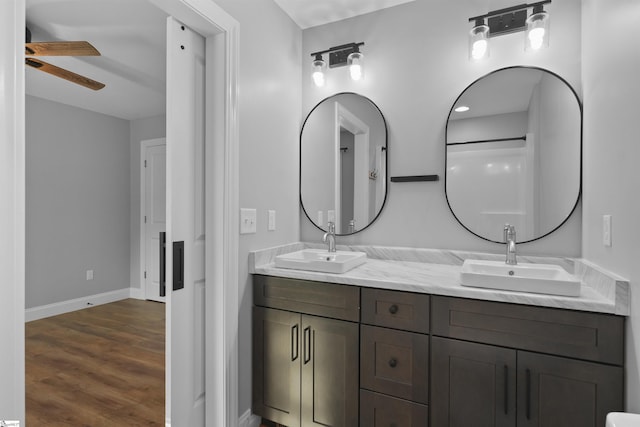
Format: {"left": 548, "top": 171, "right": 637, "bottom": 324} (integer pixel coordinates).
{"left": 444, "top": 66, "right": 583, "bottom": 244}
{"left": 300, "top": 92, "right": 389, "bottom": 236}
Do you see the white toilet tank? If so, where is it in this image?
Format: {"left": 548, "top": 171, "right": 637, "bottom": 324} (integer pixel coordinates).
{"left": 606, "top": 412, "right": 640, "bottom": 427}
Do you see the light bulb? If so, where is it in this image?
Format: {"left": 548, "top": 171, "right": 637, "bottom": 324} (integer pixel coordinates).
{"left": 347, "top": 51, "right": 364, "bottom": 81}
{"left": 311, "top": 56, "right": 326, "bottom": 87}
{"left": 525, "top": 8, "right": 549, "bottom": 52}
{"left": 350, "top": 63, "right": 362, "bottom": 81}
{"left": 469, "top": 20, "right": 490, "bottom": 61}
{"left": 528, "top": 27, "right": 545, "bottom": 50}
{"left": 472, "top": 39, "right": 488, "bottom": 60}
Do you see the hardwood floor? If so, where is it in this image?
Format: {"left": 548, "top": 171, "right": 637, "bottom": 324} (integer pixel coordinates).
{"left": 26, "top": 299, "right": 165, "bottom": 426}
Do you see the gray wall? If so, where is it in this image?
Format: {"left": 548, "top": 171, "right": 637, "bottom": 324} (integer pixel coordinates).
{"left": 212, "top": 0, "right": 303, "bottom": 416}
{"left": 301, "top": 0, "right": 583, "bottom": 256}
{"left": 26, "top": 95, "right": 131, "bottom": 308}
{"left": 581, "top": 0, "right": 640, "bottom": 411}
{"left": 129, "top": 115, "right": 166, "bottom": 290}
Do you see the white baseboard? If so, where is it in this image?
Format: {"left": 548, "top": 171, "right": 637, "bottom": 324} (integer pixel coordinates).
{"left": 239, "top": 409, "right": 261, "bottom": 427}
{"left": 25, "top": 288, "right": 131, "bottom": 322}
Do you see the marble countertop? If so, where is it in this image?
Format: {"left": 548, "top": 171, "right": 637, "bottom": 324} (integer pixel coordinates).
{"left": 250, "top": 242, "right": 630, "bottom": 316}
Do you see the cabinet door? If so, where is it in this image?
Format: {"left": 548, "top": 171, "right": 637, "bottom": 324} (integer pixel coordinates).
{"left": 431, "top": 337, "right": 516, "bottom": 427}
{"left": 253, "top": 307, "right": 301, "bottom": 427}
{"left": 360, "top": 390, "right": 429, "bottom": 427}
{"left": 517, "top": 351, "right": 623, "bottom": 427}
{"left": 301, "top": 315, "right": 359, "bottom": 427}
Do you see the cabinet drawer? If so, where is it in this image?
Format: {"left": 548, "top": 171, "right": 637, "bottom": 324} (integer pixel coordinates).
{"left": 360, "top": 325, "right": 429, "bottom": 404}
{"left": 432, "top": 296, "right": 624, "bottom": 365}
{"left": 361, "top": 288, "right": 429, "bottom": 333}
{"left": 360, "top": 390, "right": 428, "bottom": 427}
{"left": 253, "top": 275, "right": 360, "bottom": 322}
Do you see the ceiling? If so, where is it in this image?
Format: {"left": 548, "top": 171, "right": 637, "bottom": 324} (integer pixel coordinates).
{"left": 450, "top": 69, "right": 544, "bottom": 120}
{"left": 272, "top": 0, "right": 416, "bottom": 29}
{"left": 26, "top": 0, "right": 167, "bottom": 120}
{"left": 25, "top": 0, "right": 416, "bottom": 121}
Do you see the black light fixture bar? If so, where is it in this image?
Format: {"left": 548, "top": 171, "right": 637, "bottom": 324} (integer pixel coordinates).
{"left": 310, "top": 42, "right": 365, "bottom": 68}
{"left": 468, "top": 1, "right": 551, "bottom": 22}
{"left": 469, "top": 1, "right": 551, "bottom": 37}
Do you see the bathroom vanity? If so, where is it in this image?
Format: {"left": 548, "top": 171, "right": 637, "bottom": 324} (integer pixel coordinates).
{"left": 251, "top": 244, "right": 628, "bottom": 427}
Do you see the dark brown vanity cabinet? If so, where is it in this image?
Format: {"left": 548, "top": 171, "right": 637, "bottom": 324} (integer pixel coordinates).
{"left": 253, "top": 275, "right": 360, "bottom": 427}
{"left": 253, "top": 275, "right": 626, "bottom": 427}
{"left": 360, "top": 289, "right": 431, "bottom": 426}
{"left": 430, "top": 296, "right": 625, "bottom": 427}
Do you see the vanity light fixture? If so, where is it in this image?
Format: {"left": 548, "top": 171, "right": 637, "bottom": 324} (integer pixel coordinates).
{"left": 468, "top": 0, "right": 551, "bottom": 60}
{"left": 455, "top": 105, "right": 470, "bottom": 112}
{"left": 310, "top": 42, "right": 365, "bottom": 87}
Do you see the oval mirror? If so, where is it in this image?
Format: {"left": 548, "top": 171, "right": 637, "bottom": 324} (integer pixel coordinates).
{"left": 445, "top": 66, "right": 582, "bottom": 243}
{"left": 301, "top": 92, "right": 388, "bottom": 235}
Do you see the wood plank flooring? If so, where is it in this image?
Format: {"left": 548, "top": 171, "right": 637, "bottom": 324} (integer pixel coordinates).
{"left": 26, "top": 299, "right": 165, "bottom": 426}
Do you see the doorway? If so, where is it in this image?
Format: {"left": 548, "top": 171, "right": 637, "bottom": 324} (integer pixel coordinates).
{"left": 141, "top": 138, "right": 167, "bottom": 303}
{"left": 2, "top": 0, "right": 240, "bottom": 424}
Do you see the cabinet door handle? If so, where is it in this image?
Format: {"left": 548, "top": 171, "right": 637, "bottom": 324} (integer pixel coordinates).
{"left": 504, "top": 365, "right": 508, "bottom": 415}
{"left": 303, "top": 326, "right": 311, "bottom": 365}
{"left": 291, "top": 324, "right": 299, "bottom": 361}
{"left": 388, "top": 304, "right": 399, "bottom": 314}
{"left": 388, "top": 358, "right": 398, "bottom": 368}
{"left": 526, "top": 368, "right": 531, "bottom": 420}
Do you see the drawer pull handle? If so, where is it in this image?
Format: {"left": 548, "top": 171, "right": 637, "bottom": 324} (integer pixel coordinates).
{"left": 388, "top": 358, "right": 398, "bottom": 368}
{"left": 389, "top": 304, "right": 399, "bottom": 314}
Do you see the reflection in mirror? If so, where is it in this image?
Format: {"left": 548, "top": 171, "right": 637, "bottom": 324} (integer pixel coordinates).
{"left": 301, "top": 93, "right": 387, "bottom": 235}
{"left": 445, "top": 67, "right": 581, "bottom": 243}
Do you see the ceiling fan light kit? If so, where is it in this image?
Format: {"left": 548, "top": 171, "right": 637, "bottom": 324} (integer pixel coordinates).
{"left": 25, "top": 27, "right": 105, "bottom": 90}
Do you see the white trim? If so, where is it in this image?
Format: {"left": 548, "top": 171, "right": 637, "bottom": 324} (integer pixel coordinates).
{"left": 140, "top": 137, "right": 167, "bottom": 302}
{"left": 129, "top": 287, "right": 145, "bottom": 300}
{"left": 25, "top": 288, "right": 131, "bottom": 322}
{"left": 0, "top": 0, "right": 26, "bottom": 423}
{"left": 149, "top": 1, "right": 239, "bottom": 426}
{"left": 238, "top": 409, "right": 261, "bottom": 427}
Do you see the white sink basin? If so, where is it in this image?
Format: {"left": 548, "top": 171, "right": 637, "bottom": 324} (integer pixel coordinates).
{"left": 460, "top": 259, "right": 581, "bottom": 297}
{"left": 275, "top": 249, "right": 367, "bottom": 274}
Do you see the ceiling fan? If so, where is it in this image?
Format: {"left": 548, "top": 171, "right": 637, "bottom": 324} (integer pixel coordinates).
{"left": 25, "top": 27, "right": 105, "bottom": 91}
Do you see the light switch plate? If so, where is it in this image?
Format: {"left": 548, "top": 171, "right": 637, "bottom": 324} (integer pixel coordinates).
{"left": 603, "top": 214, "right": 612, "bottom": 247}
{"left": 268, "top": 210, "right": 276, "bottom": 231}
{"left": 240, "top": 208, "right": 257, "bottom": 234}
{"left": 86, "top": 270, "right": 94, "bottom": 280}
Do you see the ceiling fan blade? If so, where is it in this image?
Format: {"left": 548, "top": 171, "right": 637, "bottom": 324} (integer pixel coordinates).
{"left": 25, "top": 41, "right": 100, "bottom": 56}
{"left": 26, "top": 58, "right": 105, "bottom": 91}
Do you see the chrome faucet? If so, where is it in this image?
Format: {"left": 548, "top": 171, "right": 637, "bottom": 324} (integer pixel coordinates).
{"left": 323, "top": 221, "right": 337, "bottom": 252}
{"left": 504, "top": 224, "right": 517, "bottom": 265}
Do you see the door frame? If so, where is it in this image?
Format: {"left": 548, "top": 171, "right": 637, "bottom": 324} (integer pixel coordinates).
{"left": 0, "top": 0, "right": 239, "bottom": 425}
{"left": 140, "top": 137, "right": 166, "bottom": 302}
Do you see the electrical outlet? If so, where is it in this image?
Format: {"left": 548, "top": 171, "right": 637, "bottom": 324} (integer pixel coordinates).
{"left": 86, "top": 270, "right": 94, "bottom": 280}
{"left": 603, "top": 215, "right": 612, "bottom": 247}
{"left": 317, "top": 210, "right": 324, "bottom": 226}
{"left": 240, "top": 208, "right": 257, "bottom": 234}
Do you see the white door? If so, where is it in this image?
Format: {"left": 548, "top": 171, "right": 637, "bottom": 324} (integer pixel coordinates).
{"left": 165, "top": 17, "right": 206, "bottom": 426}
{"left": 143, "top": 139, "right": 166, "bottom": 302}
